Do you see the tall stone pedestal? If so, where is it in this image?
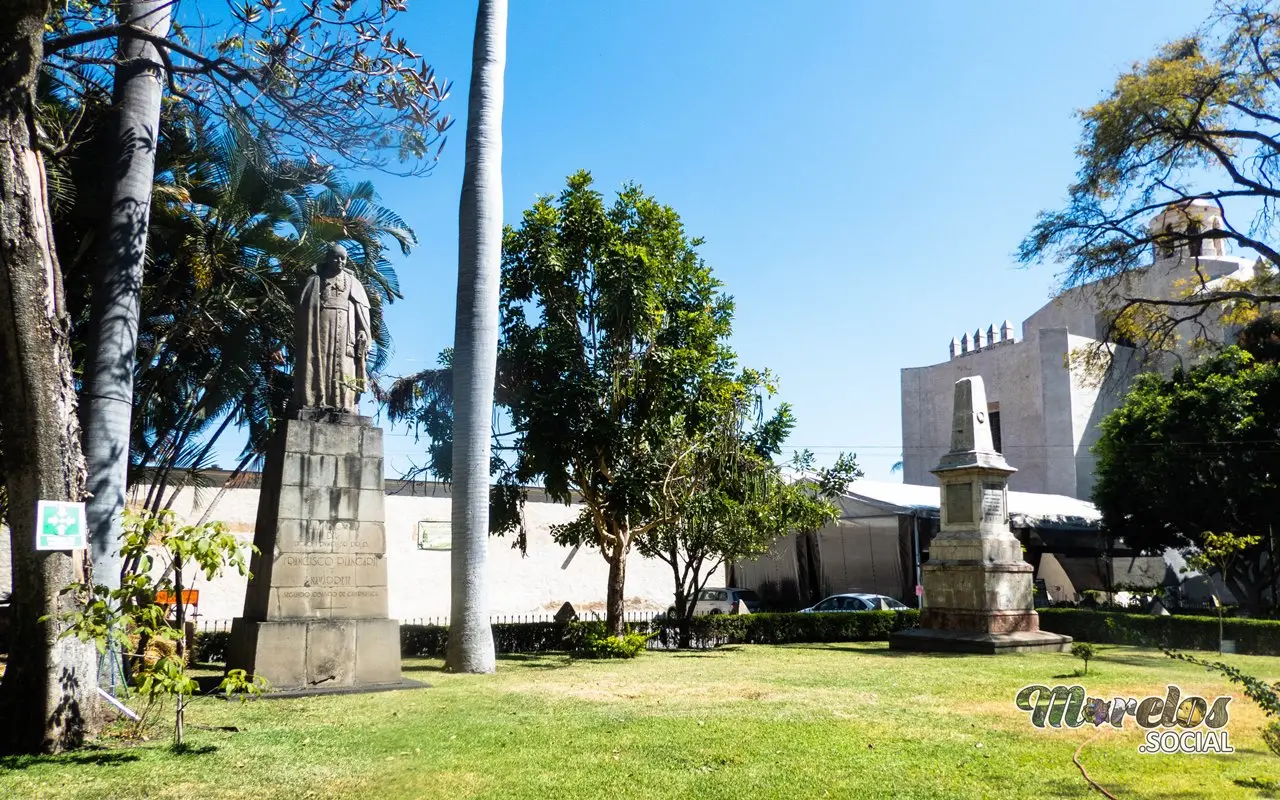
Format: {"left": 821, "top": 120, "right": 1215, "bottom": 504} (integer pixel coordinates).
{"left": 890, "top": 378, "right": 1070, "bottom": 655}
{"left": 227, "top": 411, "right": 408, "bottom": 691}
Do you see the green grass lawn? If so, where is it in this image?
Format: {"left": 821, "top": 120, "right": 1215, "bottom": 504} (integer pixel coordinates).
{"left": 2, "top": 644, "right": 1278, "bottom": 799}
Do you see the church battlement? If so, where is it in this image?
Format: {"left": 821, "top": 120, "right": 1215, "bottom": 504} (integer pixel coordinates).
{"left": 950, "top": 320, "right": 1016, "bottom": 359}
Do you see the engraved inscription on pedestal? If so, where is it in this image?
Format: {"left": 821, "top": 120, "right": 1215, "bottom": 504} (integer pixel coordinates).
{"left": 945, "top": 482, "right": 973, "bottom": 525}
{"left": 227, "top": 414, "right": 403, "bottom": 689}
{"left": 981, "top": 483, "right": 1005, "bottom": 522}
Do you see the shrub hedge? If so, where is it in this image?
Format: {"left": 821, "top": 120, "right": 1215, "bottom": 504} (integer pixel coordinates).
{"left": 690, "top": 610, "right": 920, "bottom": 644}
{"left": 191, "top": 611, "right": 923, "bottom": 663}
{"left": 401, "top": 621, "right": 576, "bottom": 657}
{"left": 399, "top": 610, "right": 921, "bottom": 657}
{"left": 1038, "top": 609, "right": 1280, "bottom": 656}
{"left": 193, "top": 630, "right": 231, "bottom": 664}
{"left": 190, "top": 608, "right": 1280, "bottom": 663}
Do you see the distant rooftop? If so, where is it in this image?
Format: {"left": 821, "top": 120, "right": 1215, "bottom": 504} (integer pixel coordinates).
{"left": 838, "top": 479, "right": 1101, "bottom": 530}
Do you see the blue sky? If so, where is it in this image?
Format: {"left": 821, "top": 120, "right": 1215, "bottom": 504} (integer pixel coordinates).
{"left": 254, "top": 0, "right": 1219, "bottom": 480}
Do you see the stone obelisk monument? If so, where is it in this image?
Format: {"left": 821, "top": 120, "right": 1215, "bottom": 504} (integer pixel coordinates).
{"left": 228, "top": 245, "right": 405, "bottom": 691}
{"left": 890, "top": 376, "right": 1071, "bottom": 654}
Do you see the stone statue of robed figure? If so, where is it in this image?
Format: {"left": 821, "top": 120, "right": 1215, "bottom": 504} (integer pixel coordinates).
{"left": 293, "top": 244, "right": 371, "bottom": 413}
{"left": 228, "top": 242, "right": 409, "bottom": 694}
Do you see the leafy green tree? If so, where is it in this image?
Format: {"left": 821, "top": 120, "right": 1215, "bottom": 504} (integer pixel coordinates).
{"left": 1018, "top": 1, "right": 1280, "bottom": 352}
{"left": 496, "top": 173, "right": 751, "bottom": 635}
{"left": 447, "top": 0, "right": 506, "bottom": 674}
{"left": 1071, "top": 641, "right": 1096, "bottom": 675}
{"left": 1093, "top": 347, "right": 1280, "bottom": 611}
{"left": 1186, "top": 531, "right": 1263, "bottom": 651}
{"left": 56, "top": 509, "right": 263, "bottom": 749}
{"left": 391, "top": 172, "right": 802, "bottom": 636}
{"left": 638, "top": 372, "right": 861, "bottom": 646}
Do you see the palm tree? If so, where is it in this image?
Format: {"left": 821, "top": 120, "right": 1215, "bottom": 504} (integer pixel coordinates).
{"left": 447, "top": 0, "right": 507, "bottom": 673}
{"left": 82, "top": 0, "right": 173, "bottom": 591}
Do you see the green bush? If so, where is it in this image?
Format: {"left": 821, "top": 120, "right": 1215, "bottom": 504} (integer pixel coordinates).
{"left": 580, "top": 630, "right": 652, "bottom": 659}
{"left": 1263, "top": 721, "right": 1280, "bottom": 758}
{"left": 1070, "top": 641, "right": 1096, "bottom": 674}
{"left": 1039, "top": 609, "right": 1280, "bottom": 656}
{"left": 401, "top": 624, "right": 450, "bottom": 657}
{"left": 192, "top": 630, "right": 231, "bottom": 664}
{"left": 391, "top": 610, "right": 920, "bottom": 657}
{"left": 689, "top": 609, "right": 919, "bottom": 645}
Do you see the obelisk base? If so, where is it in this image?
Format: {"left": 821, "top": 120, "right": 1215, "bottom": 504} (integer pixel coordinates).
{"left": 229, "top": 618, "right": 406, "bottom": 691}
{"left": 226, "top": 412, "right": 420, "bottom": 694}
{"left": 890, "top": 627, "right": 1072, "bottom": 654}
{"left": 890, "top": 563, "right": 1071, "bottom": 654}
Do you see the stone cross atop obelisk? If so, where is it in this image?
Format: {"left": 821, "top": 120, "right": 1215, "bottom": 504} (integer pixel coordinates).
{"left": 890, "top": 375, "right": 1071, "bottom": 654}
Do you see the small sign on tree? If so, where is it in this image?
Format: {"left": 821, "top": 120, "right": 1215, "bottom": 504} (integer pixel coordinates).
{"left": 35, "top": 500, "right": 87, "bottom": 550}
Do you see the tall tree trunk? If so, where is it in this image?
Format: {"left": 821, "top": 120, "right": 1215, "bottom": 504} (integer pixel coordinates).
{"left": 606, "top": 546, "right": 628, "bottom": 636}
{"left": 0, "top": 0, "right": 100, "bottom": 754}
{"left": 82, "top": 0, "right": 171, "bottom": 591}
{"left": 446, "top": 0, "right": 506, "bottom": 674}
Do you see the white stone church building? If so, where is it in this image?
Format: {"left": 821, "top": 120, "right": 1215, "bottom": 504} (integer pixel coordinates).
{"left": 900, "top": 200, "right": 1258, "bottom": 501}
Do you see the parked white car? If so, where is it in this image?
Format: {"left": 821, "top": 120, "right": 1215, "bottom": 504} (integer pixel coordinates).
{"left": 691, "top": 587, "right": 762, "bottom": 616}
{"left": 800, "top": 593, "right": 910, "bottom": 613}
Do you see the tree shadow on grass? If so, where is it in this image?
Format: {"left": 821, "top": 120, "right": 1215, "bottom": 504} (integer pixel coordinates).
{"left": 400, "top": 655, "right": 577, "bottom": 672}
{"left": 1043, "top": 779, "right": 1210, "bottom": 799}
{"left": 498, "top": 654, "right": 574, "bottom": 671}
{"left": 0, "top": 747, "right": 140, "bottom": 771}
{"left": 792, "top": 643, "right": 970, "bottom": 659}
{"left": 1093, "top": 652, "right": 1176, "bottom": 669}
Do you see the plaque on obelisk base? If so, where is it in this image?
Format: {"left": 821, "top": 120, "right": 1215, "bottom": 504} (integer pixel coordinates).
{"left": 890, "top": 377, "right": 1071, "bottom": 654}
{"left": 227, "top": 245, "right": 415, "bottom": 693}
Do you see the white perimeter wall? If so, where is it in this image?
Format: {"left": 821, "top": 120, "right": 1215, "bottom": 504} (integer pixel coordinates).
{"left": 133, "top": 482, "right": 715, "bottom": 623}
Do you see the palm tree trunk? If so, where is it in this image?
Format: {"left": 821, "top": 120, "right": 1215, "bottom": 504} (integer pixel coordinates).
{"left": 445, "top": 0, "right": 506, "bottom": 674}
{"left": 82, "top": 0, "right": 171, "bottom": 591}
{"left": 0, "top": 0, "right": 99, "bottom": 754}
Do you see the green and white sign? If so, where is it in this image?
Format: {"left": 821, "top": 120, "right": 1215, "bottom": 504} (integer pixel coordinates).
{"left": 36, "top": 500, "right": 87, "bottom": 551}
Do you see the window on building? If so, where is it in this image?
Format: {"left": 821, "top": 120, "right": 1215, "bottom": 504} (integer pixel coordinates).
{"left": 988, "top": 407, "right": 1002, "bottom": 454}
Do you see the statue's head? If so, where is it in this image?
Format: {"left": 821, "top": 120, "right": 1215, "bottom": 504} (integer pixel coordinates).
{"left": 321, "top": 243, "right": 349, "bottom": 273}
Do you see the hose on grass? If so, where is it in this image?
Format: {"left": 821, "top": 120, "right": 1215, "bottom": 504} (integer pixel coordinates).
{"left": 1073, "top": 732, "right": 1120, "bottom": 800}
